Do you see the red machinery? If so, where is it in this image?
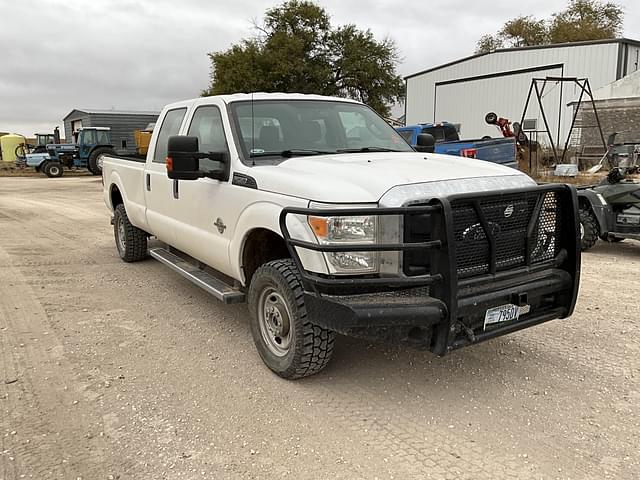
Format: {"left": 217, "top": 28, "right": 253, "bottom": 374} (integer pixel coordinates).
{"left": 485, "top": 112, "right": 529, "bottom": 144}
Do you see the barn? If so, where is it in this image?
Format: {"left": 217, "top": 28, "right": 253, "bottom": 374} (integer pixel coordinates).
{"left": 404, "top": 38, "right": 640, "bottom": 143}
{"left": 63, "top": 109, "right": 159, "bottom": 154}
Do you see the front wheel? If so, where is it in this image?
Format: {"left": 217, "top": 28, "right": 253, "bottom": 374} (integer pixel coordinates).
{"left": 42, "top": 161, "right": 63, "bottom": 178}
{"left": 248, "top": 259, "right": 334, "bottom": 379}
{"left": 579, "top": 208, "right": 599, "bottom": 251}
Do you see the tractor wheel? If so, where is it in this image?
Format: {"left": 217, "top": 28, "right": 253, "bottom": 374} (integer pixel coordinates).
{"left": 485, "top": 112, "right": 498, "bottom": 125}
{"left": 42, "top": 161, "right": 63, "bottom": 178}
{"left": 248, "top": 259, "right": 335, "bottom": 379}
{"left": 579, "top": 208, "right": 599, "bottom": 251}
{"left": 88, "top": 147, "right": 115, "bottom": 176}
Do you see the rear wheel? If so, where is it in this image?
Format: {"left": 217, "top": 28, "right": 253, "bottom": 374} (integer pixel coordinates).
{"left": 248, "top": 259, "right": 334, "bottom": 379}
{"left": 113, "top": 204, "right": 147, "bottom": 262}
{"left": 88, "top": 147, "right": 115, "bottom": 175}
{"left": 42, "top": 161, "right": 63, "bottom": 178}
{"left": 579, "top": 208, "right": 599, "bottom": 251}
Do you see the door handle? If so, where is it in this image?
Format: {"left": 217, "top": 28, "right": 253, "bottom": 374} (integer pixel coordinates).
{"left": 146, "top": 174, "right": 151, "bottom": 191}
{"left": 173, "top": 179, "right": 179, "bottom": 199}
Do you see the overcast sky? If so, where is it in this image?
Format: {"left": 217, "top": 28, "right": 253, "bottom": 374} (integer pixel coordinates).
{"left": 1, "top": 0, "right": 638, "bottom": 136}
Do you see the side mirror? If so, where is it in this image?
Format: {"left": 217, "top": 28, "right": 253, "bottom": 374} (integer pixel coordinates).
{"left": 167, "top": 136, "right": 202, "bottom": 180}
{"left": 415, "top": 133, "right": 435, "bottom": 153}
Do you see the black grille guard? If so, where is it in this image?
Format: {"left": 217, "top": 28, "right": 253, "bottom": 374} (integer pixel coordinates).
{"left": 279, "top": 183, "right": 581, "bottom": 347}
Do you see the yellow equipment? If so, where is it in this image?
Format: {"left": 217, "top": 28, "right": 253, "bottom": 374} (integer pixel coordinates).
{"left": 0, "top": 134, "right": 27, "bottom": 163}
{"left": 134, "top": 129, "right": 153, "bottom": 155}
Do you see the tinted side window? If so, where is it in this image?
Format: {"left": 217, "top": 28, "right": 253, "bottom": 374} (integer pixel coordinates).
{"left": 153, "top": 108, "right": 187, "bottom": 163}
{"left": 187, "top": 106, "right": 228, "bottom": 172}
{"left": 82, "top": 129, "right": 96, "bottom": 145}
{"left": 97, "top": 130, "right": 110, "bottom": 144}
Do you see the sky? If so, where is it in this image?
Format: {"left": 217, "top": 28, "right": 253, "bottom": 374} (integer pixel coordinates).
{"left": 1, "top": 0, "right": 638, "bottom": 136}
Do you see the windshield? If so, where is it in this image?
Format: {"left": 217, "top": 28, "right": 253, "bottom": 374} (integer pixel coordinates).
{"left": 229, "top": 100, "right": 413, "bottom": 160}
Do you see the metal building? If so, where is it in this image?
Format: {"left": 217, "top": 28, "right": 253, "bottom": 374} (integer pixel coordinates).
{"left": 405, "top": 38, "right": 640, "bottom": 142}
{"left": 63, "top": 109, "right": 159, "bottom": 154}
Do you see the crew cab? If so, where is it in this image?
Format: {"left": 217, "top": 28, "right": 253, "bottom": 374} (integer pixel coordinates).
{"left": 103, "top": 93, "right": 580, "bottom": 379}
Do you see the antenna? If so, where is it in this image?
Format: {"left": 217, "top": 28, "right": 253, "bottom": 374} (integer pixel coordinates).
{"left": 251, "top": 92, "right": 255, "bottom": 166}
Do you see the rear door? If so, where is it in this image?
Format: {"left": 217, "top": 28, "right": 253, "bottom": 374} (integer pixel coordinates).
{"left": 143, "top": 107, "right": 188, "bottom": 245}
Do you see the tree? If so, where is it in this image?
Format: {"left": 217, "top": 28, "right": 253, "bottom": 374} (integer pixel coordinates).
{"left": 549, "top": 0, "right": 623, "bottom": 43}
{"left": 475, "top": 0, "right": 624, "bottom": 54}
{"left": 500, "top": 16, "right": 549, "bottom": 47}
{"left": 202, "top": 1, "right": 404, "bottom": 116}
{"left": 475, "top": 34, "right": 503, "bottom": 54}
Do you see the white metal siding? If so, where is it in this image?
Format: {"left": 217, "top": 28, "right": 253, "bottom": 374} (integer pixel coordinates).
{"left": 406, "top": 42, "right": 622, "bottom": 143}
{"left": 434, "top": 66, "right": 563, "bottom": 139}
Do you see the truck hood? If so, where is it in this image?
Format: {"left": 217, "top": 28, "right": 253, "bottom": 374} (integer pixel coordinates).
{"left": 249, "top": 152, "right": 531, "bottom": 203}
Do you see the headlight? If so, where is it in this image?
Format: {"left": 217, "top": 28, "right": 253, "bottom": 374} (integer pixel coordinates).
{"left": 307, "top": 205, "right": 378, "bottom": 274}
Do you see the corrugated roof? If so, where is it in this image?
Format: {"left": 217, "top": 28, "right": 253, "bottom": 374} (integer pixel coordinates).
{"left": 63, "top": 108, "right": 160, "bottom": 120}
{"left": 405, "top": 37, "right": 640, "bottom": 80}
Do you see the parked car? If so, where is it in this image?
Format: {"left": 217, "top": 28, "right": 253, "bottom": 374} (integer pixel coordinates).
{"left": 102, "top": 93, "right": 580, "bottom": 379}
{"left": 396, "top": 122, "right": 517, "bottom": 168}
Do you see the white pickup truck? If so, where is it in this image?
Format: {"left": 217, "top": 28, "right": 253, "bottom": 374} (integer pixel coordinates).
{"left": 103, "top": 93, "right": 580, "bottom": 379}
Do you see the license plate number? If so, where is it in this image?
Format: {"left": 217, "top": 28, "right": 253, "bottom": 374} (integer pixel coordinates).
{"left": 484, "top": 303, "right": 530, "bottom": 329}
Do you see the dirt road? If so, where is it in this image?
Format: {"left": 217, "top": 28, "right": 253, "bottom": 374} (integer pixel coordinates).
{"left": 1, "top": 176, "right": 638, "bottom": 479}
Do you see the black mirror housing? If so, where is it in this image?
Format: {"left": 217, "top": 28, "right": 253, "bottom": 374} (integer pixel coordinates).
{"left": 415, "top": 133, "right": 435, "bottom": 153}
{"left": 167, "top": 136, "right": 203, "bottom": 180}
{"left": 201, "top": 152, "right": 229, "bottom": 181}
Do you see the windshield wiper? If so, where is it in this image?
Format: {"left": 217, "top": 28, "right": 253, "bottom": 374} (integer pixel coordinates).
{"left": 336, "top": 147, "right": 403, "bottom": 153}
{"left": 250, "top": 148, "right": 334, "bottom": 158}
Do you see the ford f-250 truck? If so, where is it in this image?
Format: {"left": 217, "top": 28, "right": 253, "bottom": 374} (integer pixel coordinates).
{"left": 102, "top": 93, "right": 580, "bottom": 379}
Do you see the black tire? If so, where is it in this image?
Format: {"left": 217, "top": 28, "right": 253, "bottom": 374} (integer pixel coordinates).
{"left": 113, "top": 204, "right": 147, "bottom": 262}
{"left": 88, "top": 147, "right": 115, "bottom": 175}
{"left": 485, "top": 112, "right": 498, "bottom": 125}
{"left": 42, "top": 161, "right": 63, "bottom": 178}
{"left": 248, "top": 259, "right": 334, "bottom": 379}
{"left": 579, "top": 208, "right": 599, "bottom": 251}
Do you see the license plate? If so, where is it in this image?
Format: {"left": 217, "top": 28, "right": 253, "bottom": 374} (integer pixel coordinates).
{"left": 484, "top": 303, "right": 530, "bottom": 329}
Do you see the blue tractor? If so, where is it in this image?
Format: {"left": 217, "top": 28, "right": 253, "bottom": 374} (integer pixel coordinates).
{"left": 23, "top": 127, "right": 116, "bottom": 177}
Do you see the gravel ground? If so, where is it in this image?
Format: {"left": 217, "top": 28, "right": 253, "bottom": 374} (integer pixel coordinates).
{"left": 0, "top": 176, "right": 638, "bottom": 480}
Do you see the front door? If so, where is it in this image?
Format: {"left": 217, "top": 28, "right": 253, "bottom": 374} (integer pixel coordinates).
{"left": 170, "top": 104, "right": 236, "bottom": 277}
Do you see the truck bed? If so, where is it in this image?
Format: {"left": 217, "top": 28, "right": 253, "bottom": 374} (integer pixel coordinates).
{"left": 102, "top": 154, "right": 148, "bottom": 231}
{"left": 435, "top": 137, "right": 517, "bottom": 168}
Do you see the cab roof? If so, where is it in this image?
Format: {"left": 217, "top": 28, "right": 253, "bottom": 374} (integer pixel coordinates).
{"left": 163, "top": 92, "right": 362, "bottom": 110}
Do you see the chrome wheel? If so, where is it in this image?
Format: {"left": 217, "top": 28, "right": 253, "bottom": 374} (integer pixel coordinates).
{"left": 257, "top": 288, "right": 292, "bottom": 357}
{"left": 49, "top": 165, "right": 60, "bottom": 176}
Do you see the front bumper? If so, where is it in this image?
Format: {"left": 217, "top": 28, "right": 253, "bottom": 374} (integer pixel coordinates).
{"left": 280, "top": 184, "right": 580, "bottom": 355}
{"left": 303, "top": 268, "right": 572, "bottom": 354}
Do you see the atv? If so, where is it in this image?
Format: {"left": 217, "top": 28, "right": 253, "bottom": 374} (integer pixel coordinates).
{"left": 578, "top": 167, "right": 640, "bottom": 250}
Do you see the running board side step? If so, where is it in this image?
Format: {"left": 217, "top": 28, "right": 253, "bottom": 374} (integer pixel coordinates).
{"left": 149, "top": 248, "right": 245, "bottom": 304}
